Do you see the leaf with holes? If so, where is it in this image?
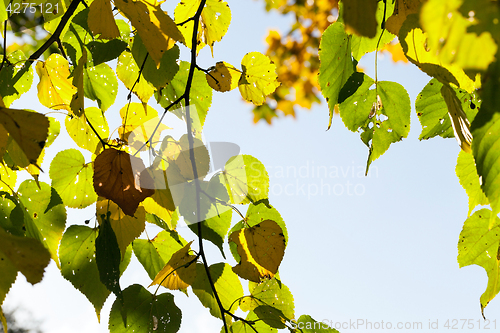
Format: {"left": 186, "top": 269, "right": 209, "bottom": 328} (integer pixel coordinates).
{"left": 83, "top": 63, "right": 117, "bottom": 112}
{"left": 36, "top": 54, "right": 76, "bottom": 111}
{"left": 66, "top": 107, "right": 109, "bottom": 153}
{"left": 17, "top": 180, "right": 66, "bottom": 268}
{"left": 0, "top": 50, "right": 34, "bottom": 107}
{"left": 50, "top": 149, "right": 97, "bottom": 209}
{"left": 116, "top": 51, "right": 155, "bottom": 104}
{"left": 239, "top": 52, "right": 279, "bottom": 106}
{"left": 59, "top": 225, "right": 132, "bottom": 320}
{"left": 206, "top": 61, "right": 241, "bottom": 92}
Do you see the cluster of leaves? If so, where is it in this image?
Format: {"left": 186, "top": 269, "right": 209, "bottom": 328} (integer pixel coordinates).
{"left": 0, "top": 0, "right": 333, "bottom": 332}
{"left": 317, "top": 0, "right": 500, "bottom": 317}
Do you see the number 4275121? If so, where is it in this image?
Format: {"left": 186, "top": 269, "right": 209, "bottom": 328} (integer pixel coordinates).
{"left": 6, "top": 2, "right": 59, "bottom": 15}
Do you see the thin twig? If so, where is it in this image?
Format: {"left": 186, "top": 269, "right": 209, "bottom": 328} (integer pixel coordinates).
{"left": 27, "top": 0, "right": 83, "bottom": 63}
{"left": 127, "top": 53, "right": 149, "bottom": 101}
{"left": 0, "top": 21, "right": 8, "bottom": 73}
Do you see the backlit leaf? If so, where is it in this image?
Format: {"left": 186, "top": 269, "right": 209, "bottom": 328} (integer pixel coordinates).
{"left": 192, "top": 263, "right": 243, "bottom": 318}
{"left": 456, "top": 150, "right": 488, "bottom": 216}
{"left": 471, "top": 60, "right": 500, "bottom": 215}
{"left": 319, "top": 22, "right": 355, "bottom": 118}
{"left": 458, "top": 209, "right": 500, "bottom": 314}
{"left": 239, "top": 52, "right": 279, "bottom": 106}
{"left": 88, "top": 0, "right": 120, "bottom": 39}
{"left": 220, "top": 154, "right": 269, "bottom": 205}
{"left": 150, "top": 241, "right": 196, "bottom": 290}
{"left": 114, "top": 0, "right": 184, "bottom": 66}
{"left": 96, "top": 198, "right": 146, "bottom": 259}
{"left": 0, "top": 50, "right": 34, "bottom": 107}
{"left": 296, "top": 315, "right": 339, "bottom": 332}
{"left": 93, "top": 148, "right": 155, "bottom": 216}
{"left": 156, "top": 61, "right": 212, "bottom": 128}
{"left": 66, "top": 107, "right": 109, "bottom": 153}
{"left": 59, "top": 225, "right": 132, "bottom": 320}
{"left": 36, "top": 54, "right": 76, "bottom": 111}
{"left": 108, "top": 284, "right": 181, "bottom": 333}
{"left": 225, "top": 311, "right": 277, "bottom": 333}
{"left": 132, "top": 230, "right": 187, "bottom": 280}
{"left": 229, "top": 220, "right": 285, "bottom": 283}
{"left": 441, "top": 84, "right": 472, "bottom": 152}
{"left": 420, "top": 0, "right": 497, "bottom": 72}
{"left": 175, "top": 0, "right": 231, "bottom": 55}
{"left": 207, "top": 61, "right": 241, "bottom": 92}
{"left": 131, "top": 34, "right": 180, "bottom": 89}
{"left": 17, "top": 180, "right": 66, "bottom": 268}
{"left": 83, "top": 63, "right": 118, "bottom": 112}
{"left": 0, "top": 108, "right": 49, "bottom": 166}
{"left": 87, "top": 39, "right": 128, "bottom": 67}
{"left": 116, "top": 51, "right": 155, "bottom": 104}
{"left": 50, "top": 149, "right": 97, "bottom": 208}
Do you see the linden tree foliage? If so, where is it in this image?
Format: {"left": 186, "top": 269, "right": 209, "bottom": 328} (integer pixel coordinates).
{"left": 3, "top": 0, "right": 500, "bottom": 331}
{"left": 0, "top": 0, "right": 324, "bottom": 332}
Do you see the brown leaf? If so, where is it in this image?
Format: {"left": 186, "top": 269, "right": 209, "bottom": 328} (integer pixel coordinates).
{"left": 93, "top": 148, "right": 154, "bottom": 216}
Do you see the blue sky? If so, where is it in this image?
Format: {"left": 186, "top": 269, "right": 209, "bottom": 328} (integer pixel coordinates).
{"left": 4, "top": 1, "right": 500, "bottom": 333}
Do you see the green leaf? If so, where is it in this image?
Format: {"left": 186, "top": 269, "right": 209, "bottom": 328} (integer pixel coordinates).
{"left": 50, "top": 149, "right": 97, "bottom": 208}
{"left": 132, "top": 230, "right": 187, "bottom": 280}
{"left": 63, "top": 23, "right": 92, "bottom": 67}
{"left": 339, "top": 73, "right": 376, "bottom": 131}
{"left": 66, "top": 107, "right": 109, "bottom": 153}
{"left": 192, "top": 263, "right": 243, "bottom": 319}
{"left": 156, "top": 61, "right": 212, "bottom": 128}
{"left": 59, "top": 225, "right": 132, "bottom": 320}
{"left": 17, "top": 180, "right": 66, "bottom": 268}
{"left": 457, "top": 209, "right": 500, "bottom": 314}
{"left": 46, "top": 117, "right": 61, "bottom": 148}
{"left": 219, "top": 155, "right": 269, "bottom": 205}
{"left": 238, "top": 52, "right": 279, "bottom": 106}
{"left": 350, "top": 0, "right": 395, "bottom": 60}
{"left": 240, "top": 278, "right": 294, "bottom": 324}
{"left": 116, "top": 51, "right": 154, "bottom": 104}
{"left": 96, "top": 212, "right": 123, "bottom": 301}
{"left": 318, "top": 22, "right": 355, "bottom": 116}
{"left": 87, "top": 39, "right": 128, "bottom": 66}
{"left": 471, "top": 59, "right": 500, "bottom": 215}
{"left": 343, "top": 0, "right": 378, "bottom": 38}
{"left": 421, "top": 0, "right": 497, "bottom": 72}
{"left": 131, "top": 34, "right": 180, "bottom": 89}
{"left": 416, "top": 78, "right": 480, "bottom": 141}
{"left": 295, "top": 315, "right": 339, "bottom": 332}
{"left": 108, "top": 284, "right": 181, "bottom": 333}
{"left": 0, "top": 50, "right": 34, "bottom": 107}
{"left": 456, "top": 150, "right": 488, "bottom": 216}
{"left": 83, "top": 63, "right": 118, "bottom": 111}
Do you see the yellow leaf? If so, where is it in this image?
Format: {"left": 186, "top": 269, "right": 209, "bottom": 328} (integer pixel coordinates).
{"left": 381, "top": 41, "right": 408, "bottom": 63}
{"left": 229, "top": 220, "right": 286, "bottom": 283}
{"left": 149, "top": 241, "right": 197, "bottom": 290}
{"left": 239, "top": 52, "right": 280, "bottom": 105}
{"left": 343, "top": 0, "right": 378, "bottom": 38}
{"left": 175, "top": 0, "right": 231, "bottom": 55}
{"left": 119, "top": 103, "right": 169, "bottom": 152}
{"left": 93, "top": 148, "right": 155, "bottom": 216}
{"left": 114, "top": 0, "right": 184, "bottom": 67}
{"left": 206, "top": 61, "right": 241, "bottom": 92}
{"left": 35, "top": 54, "right": 77, "bottom": 111}
{"left": 88, "top": 0, "right": 120, "bottom": 39}
{"left": 96, "top": 197, "right": 146, "bottom": 259}
{"left": 0, "top": 108, "right": 49, "bottom": 165}
{"left": 385, "top": 0, "right": 422, "bottom": 35}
